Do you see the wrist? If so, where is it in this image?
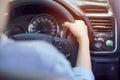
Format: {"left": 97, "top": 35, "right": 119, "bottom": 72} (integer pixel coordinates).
{"left": 77, "top": 36, "right": 89, "bottom": 45}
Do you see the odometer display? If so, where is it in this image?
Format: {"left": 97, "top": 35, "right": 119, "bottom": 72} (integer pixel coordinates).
{"left": 28, "top": 14, "right": 59, "bottom": 36}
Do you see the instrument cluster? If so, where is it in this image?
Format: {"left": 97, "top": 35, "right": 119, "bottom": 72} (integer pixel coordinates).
{"left": 6, "top": 14, "right": 64, "bottom": 38}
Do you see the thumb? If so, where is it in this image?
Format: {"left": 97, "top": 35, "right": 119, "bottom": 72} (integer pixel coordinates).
{"left": 62, "top": 22, "right": 72, "bottom": 29}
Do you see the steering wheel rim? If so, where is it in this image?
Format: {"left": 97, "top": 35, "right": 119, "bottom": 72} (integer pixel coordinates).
{"left": 10, "top": 0, "right": 78, "bottom": 67}
{"left": 11, "top": 0, "right": 75, "bottom": 22}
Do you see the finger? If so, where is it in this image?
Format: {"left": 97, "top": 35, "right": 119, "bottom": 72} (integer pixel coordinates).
{"left": 75, "top": 20, "right": 85, "bottom": 24}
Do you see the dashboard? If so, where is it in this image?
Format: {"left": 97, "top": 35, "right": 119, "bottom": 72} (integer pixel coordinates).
{"left": 5, "top": 0, "right": 120, "bottom": 80}
{"left": 7, "top": 0, "right": 117, "bottom": 53}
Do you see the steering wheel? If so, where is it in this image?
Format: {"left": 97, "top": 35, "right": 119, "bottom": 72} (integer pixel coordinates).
{"left": 10, "top": 0, "right": 78, "bottom": 67}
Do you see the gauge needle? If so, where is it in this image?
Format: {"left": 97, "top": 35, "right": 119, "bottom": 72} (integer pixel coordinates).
{"left": 35, "top": 30, "right": 41, "bottom": 33}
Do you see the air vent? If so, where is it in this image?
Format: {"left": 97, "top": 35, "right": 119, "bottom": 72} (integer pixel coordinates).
{"left": 89, "top": 17, "right": 113, "bottom": 32}
{"left": 80, "top": 5, "right": 108, "bottom": 13}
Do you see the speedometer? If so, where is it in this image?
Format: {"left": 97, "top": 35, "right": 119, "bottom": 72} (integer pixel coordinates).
{"left": 28, "top": 14, "right": 59, "bottom": 36}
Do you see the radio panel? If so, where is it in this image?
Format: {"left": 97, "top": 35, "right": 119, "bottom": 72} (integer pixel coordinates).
{"left": 89, "top": 17, "right": 116, "bottom": 52}
{"left": 93, "top": 32, "right": 115, "bottom": 51}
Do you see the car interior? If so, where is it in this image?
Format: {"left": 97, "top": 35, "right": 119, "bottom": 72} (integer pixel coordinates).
{"left": 2, "top": 0, "right": 120, "bottom": 80}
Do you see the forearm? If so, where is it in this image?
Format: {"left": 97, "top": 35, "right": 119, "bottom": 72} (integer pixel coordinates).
{"left": 76, "top": 36, "right": 92, "bottom": 69}
{"left": 62, "top": 20, "right": 92, "bottom": 69}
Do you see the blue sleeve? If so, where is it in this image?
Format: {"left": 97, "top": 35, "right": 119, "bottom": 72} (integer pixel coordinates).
{"left": 73, "top": 67, "right": 95, "bottom": 80}
{"left": 0, "top": 39, "right": 95, "bottom": 80}
{"left": 0, "top": 40, "right": 74, "bottom": 79}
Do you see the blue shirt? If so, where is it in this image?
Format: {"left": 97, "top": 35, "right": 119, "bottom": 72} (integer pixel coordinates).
{"left": 0, "top": 35, "right": 94, "bottom": 80}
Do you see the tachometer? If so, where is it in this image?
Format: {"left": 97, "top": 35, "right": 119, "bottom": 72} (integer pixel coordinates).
{"left": 6, "top": 24, "right": 26, "bottom": 36}
{"left": 28, "top": 14, "right": 59, "bottom": 36}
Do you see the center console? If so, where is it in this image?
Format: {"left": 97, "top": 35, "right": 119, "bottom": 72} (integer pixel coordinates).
{"left": 78, "top": 1, "right": 117, "bottom": 53}
{"left": 89, "top": 16, "right": 116, "bottom": 53}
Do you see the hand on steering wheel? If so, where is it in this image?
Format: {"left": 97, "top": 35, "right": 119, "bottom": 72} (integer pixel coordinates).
{"left": 62, "top": 20, "right": 89, "bottom": 44}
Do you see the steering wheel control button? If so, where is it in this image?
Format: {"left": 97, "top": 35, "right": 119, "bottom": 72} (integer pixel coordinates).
{"left": 65, "top": 54, "right": 71, "bottom": 58}
{"left": 58, "top": 46, "right": 63, "bottom": 50}
{"left": 95, "top": 42, "right": 102, "bottom": 49}
{"left": 106, "top": 40, "right": 113, "bottom": 47}
{"left": 53, "top": 37, "right": 72, "bottom": 58}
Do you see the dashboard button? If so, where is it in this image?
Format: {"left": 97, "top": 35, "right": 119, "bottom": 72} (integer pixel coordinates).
{"left": 95, "top": 42, "right": 102, "bottom": 49}
{"left": 98, "top": 38, "right": 104, "bottom": 42}
{"left": 106, "top": 40, "right": 113, "bottom": 47}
